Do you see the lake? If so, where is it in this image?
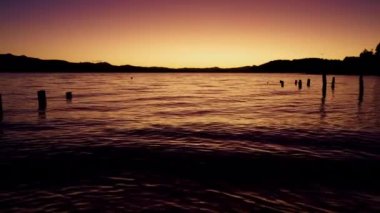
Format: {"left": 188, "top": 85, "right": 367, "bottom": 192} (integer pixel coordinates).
{"left": 0, "top": 73, "right": 379, "bottom": 212}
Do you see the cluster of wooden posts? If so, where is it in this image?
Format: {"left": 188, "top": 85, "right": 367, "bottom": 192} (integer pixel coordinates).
{"left": 280, "top": 75, "right": 333, "bottom": 91}
{"left": 35, "top": 91, "right": 73, "bottom": 110}
{"left": 0, "top": 73, "right": 366, "bottom": 121}
{"left": 279, "top": 73, "right": 364, "bottom": 100}
{"left": 0, "top": 91, "right": 72, "bottom": 121}
{"left": 37, "top": 91, "right": 72, "bottom": 110}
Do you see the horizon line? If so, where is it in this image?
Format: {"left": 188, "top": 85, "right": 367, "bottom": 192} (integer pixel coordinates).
{"left": 1, "top": 53, "right": 350, "bottom": 70}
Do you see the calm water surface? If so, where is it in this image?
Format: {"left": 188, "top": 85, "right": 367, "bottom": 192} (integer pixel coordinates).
{"left": 0, "top": 73, "right": 379, "bottom": 212}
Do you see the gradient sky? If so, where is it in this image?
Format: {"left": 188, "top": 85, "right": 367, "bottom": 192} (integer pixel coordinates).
{"left": 1, "top": 0, "right": 379, "bottom": 68}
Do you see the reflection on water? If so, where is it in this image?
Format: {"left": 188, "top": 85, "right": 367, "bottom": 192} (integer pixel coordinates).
{"left": 0, "top": 73, "right": 379, "bottom": 211}
{"left": 38, "top": 110, "right": 46, "bottom": 120}
{"left": 1, "top": 73, "right": 378, "bottom": 132}
{"left": 320, "top": 97, "right": 326, "bottom": 120}
{"left": 374, "top": 77, "right": 380, "bottom": 128}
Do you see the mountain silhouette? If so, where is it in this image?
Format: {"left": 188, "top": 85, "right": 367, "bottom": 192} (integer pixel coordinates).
{"left": 1, "top": 43, "right": 379, "bottom": 75}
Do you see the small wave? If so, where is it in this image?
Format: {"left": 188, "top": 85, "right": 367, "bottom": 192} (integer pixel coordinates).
{"left": 130, "top": 95, "right": 199, "bottom": 102}
{"left": 155, "top": 109, "right": 215, "bottom": 116}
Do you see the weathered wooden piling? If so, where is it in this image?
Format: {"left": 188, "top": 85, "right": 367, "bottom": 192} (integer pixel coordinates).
{"left": 359, "top": 74, "right": 364, "bottom": 101}
{"left": 280, "top": 80, "right": 284, "bottom": 88}
{"left": 37, "top": 90, "right": 47, "bottom": 110}
{"left": 322, "top": 73, "right": 327, "bottom": 98}
{"left": 307, "top": 79, "right": 311, "bottom": 87}
{"left": 0, "top": 94, "right": 3, "bottom": 121}
{"left": 295, "top": 80, "right": 298, "bottom": 85}
{"left": 298, "top": 80, "right": 302, "bottom": 89}
{"left": 331, "top": 77, "right": 335, "bottom": 90}
{"left": 0, "top": 94, "right": 3, "bottom": 113}
{"left": 66, "top": 92, "right": 73, "bottom": 101}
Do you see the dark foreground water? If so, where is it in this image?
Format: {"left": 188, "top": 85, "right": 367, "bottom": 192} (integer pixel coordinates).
{"left": 0, "top": 73, "right": 379, "bottom": 212}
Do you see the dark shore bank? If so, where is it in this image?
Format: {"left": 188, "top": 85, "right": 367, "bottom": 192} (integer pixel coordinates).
{"left": 1, "top": 43, "right": 379, "bottom": 75}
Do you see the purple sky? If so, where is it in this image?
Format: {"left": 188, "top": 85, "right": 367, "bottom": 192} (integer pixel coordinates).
{"left": 1, "top": 0, "right": 379, "bottom": 67}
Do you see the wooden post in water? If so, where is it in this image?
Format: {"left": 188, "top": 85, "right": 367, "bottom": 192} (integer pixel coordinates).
{"left": 307, "top": 79, "right": 311, "bottom": 87}
{"left": 37, "top": 90, "right": 47, "bottom": 111}
{"left": 66, "top": 92, "right": 73, "bottom": 101}
{"left": 331, "top": 77, "right": 335, "bottom": 90}
{"left": 0, "top": 94, "right": 3, "bottom": 113}
{"left": 359, "top": 74, "right": 364, "bottom": 101}
{"left": 298, "top": 80, "right": 302, "bottom": 89}
{"left": 0, "top": 94, "right": 3, "bottom": 121}
{"left": 322, "top": 73, "right": 327, "bottom": 98}
{"left": 295, "top": 80, "right": 298, "bottom": 85}
{"left": 280, "top": 80, "right": 284, "bottom": 88}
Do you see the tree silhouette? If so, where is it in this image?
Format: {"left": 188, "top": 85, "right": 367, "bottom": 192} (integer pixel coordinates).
{"left": 360, "top": 49, "right": 374, "bottom": 58}
{"left": 376, "top": 43, "right": 380, "bottom": 57}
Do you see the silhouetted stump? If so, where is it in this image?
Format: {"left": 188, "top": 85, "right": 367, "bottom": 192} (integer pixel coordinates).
{"left": 295, "top": 80, "right": 298, "bottom": 85}
{"left": 0, "top": 94, "right": 3, "bottom": 121}
{"left": 0, "top": 94, "right": 2, "bottom": 112}
{"left": 359, "top": 74, "right": 364, "bottom": 101}
{"left": 298, "top": 80, "right": 302, "bottom": 89}
{"left": 322, "top": 73, "right": 327, "bottom": 98}
{"left": 280, "top": 80, "right": 284, "bottom": 88}
{"left": 307, "top": 79, "right": 311, "bottom": 87}
{"left": 66, "top": 92, "right": 73, "bottom": 101}
{"left": 37, "top": 90, "right": 47, "bottom": 111}
{"left": 331, "top": 77, "right": 335, "bottom": 90}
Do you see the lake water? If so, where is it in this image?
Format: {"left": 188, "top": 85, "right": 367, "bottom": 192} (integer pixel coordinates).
{"left": 0, "top": 73, "right": 379, "bottom": 212}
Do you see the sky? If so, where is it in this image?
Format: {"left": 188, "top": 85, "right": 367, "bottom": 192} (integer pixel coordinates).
{"left": 0, "top": 0, "right": 379, "bottom": 68}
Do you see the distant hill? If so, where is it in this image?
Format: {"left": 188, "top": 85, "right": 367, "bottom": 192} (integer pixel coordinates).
{"left": 1, "top": 44, "right": 379, "bottom": 75}
{"left": 0, "top": 54, "right": 254, "bottom": 73}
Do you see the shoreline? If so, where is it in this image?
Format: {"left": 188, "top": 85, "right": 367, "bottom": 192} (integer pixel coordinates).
{"left": 1, "top": 53, "right": 379, "bottom": 75}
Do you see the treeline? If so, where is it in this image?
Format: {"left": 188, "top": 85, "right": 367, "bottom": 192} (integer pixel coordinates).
{"left": 251, "top": 43, "right": 380, "bottom": 75}
{"left": 0, "top": 43, "right": 379, "bottom": 75}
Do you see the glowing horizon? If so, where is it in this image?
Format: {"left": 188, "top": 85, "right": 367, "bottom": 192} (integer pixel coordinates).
{"left": 1, "top": 0, "right": 379, "bottom": 68}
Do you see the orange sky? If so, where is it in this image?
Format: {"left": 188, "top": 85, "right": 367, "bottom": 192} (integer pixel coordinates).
{"left": 1, "top": 0, "right": 379, "bottom": 68}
